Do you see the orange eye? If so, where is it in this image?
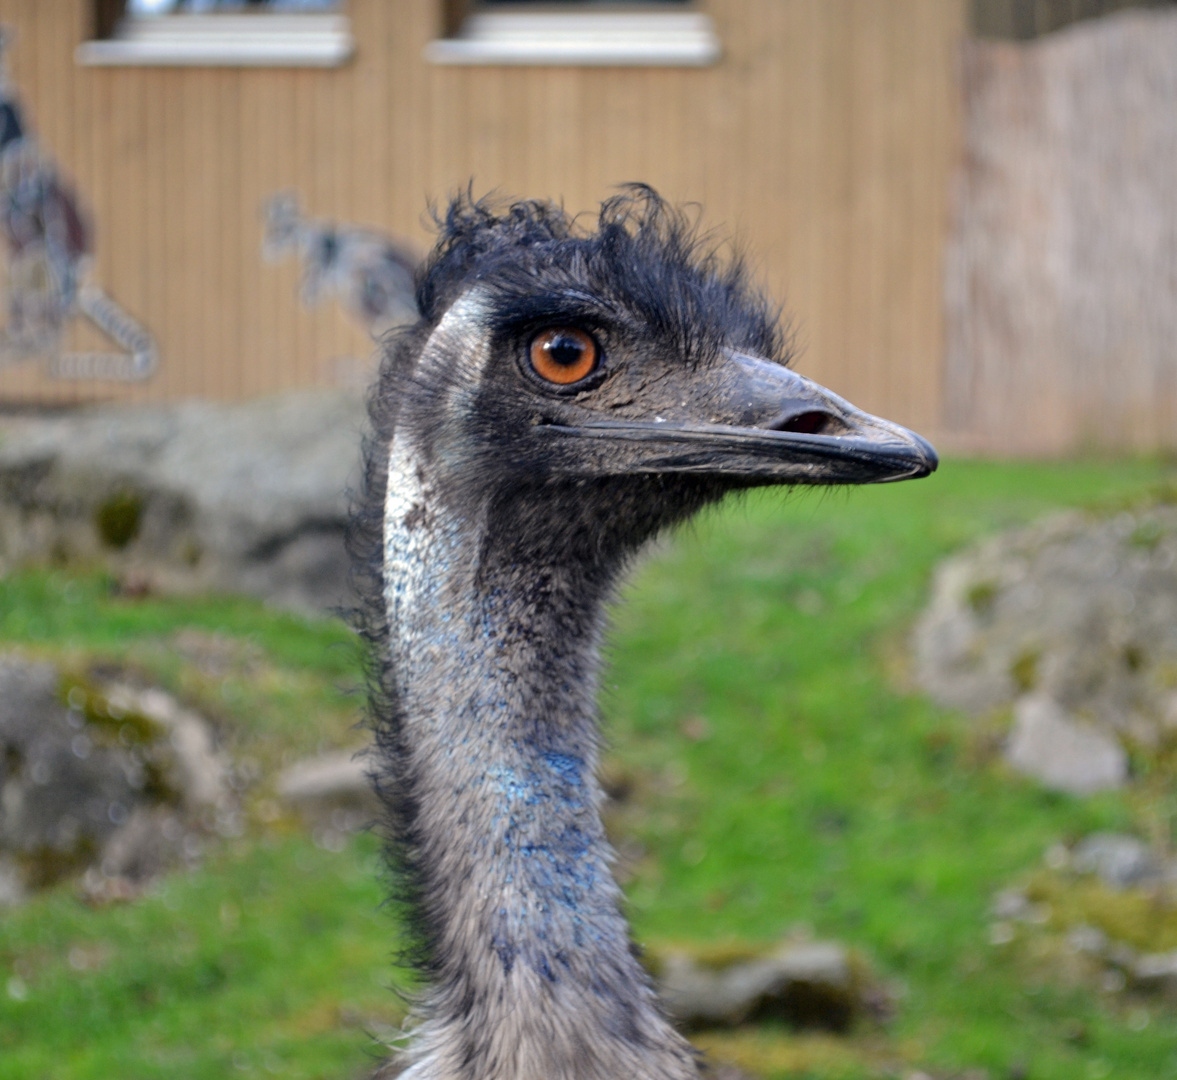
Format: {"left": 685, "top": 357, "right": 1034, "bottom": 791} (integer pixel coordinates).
{"left": 529, "top": 327, "right": 599, "bottom": 385}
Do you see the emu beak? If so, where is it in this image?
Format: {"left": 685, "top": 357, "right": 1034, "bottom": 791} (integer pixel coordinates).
{"left": 541, "top": 352, "right": 938, "bottom": 485}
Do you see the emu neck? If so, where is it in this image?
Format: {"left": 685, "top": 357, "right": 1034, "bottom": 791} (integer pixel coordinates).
{"left": 384, "top": 441, "right": 696, "bottom": 1080}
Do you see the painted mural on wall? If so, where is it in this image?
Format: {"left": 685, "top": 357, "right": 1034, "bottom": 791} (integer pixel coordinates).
{"left": 262, "top": 192, "right": 419, "bottom": 341}
{"left": 0, "top": 31, "right": 157, "bottom": 381}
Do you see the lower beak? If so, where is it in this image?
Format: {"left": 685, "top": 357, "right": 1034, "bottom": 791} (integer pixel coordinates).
{"left": 539, "top": 353, "right": 938, "bottom": 486}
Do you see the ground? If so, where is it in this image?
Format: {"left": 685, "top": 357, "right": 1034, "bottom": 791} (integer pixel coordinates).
{"left": 2, "top": 457, "right": 1177, "bottom": 1080}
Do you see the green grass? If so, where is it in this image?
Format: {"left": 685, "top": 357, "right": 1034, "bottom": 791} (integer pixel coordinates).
{"left": 4, "top": 457, "right": 1177, "bottom": 1079}
{"left": 0, "top": 837, "right": 401, "bottom": 1080}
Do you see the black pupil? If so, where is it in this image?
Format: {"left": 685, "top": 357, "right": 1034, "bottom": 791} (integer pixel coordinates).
{"left": 547, "top": 334, "right": 584, "bottom": 367}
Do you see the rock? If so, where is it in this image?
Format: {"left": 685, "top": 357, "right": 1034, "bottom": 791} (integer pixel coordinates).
{"left": 1071, "top": 832, "right": 1160, "bottom": 889}
{"left": 702, "top": 1066, "right": 760, "bottom": 1080}
{"left": 91, "top": 806, "right": 184, "bottom": 883}
{"left": 1006, "top": 693, "right": 1128, "bottom": 795}
{"left": 0, "top": 656, "right": 139, "bottom": 892}
{"left": 1066, "top": 923, "right": 1109, "bottom": 958}
{"left": 901, "top": 1073, "right": 990, "bottom": 1080}
{"left": 277, "top": 748, "right": 379, "bottom": 834}
{"left": 275, "top": 752, "right": 376, "bottom": 818}
{"left": 991, "top": 887, "right": 1029, "bottom": 920}
{"left": 104, "top": 682, "right": 227, "bottom": 810}
{"left": 914, "top": 506, "right": 1177, "bottom": 776}
{"left": 1131, "top": 951, "right": 1177, "bottom": 998}
{"left": 0, "top": 388, "right": 367, "bottom": 612}
{"left": 655, "top": 938, "right": 879, "bottom": 1033}
{"left": 0, "top": 654, "right": 227, "bottom": 902}
{"left": 990, "top": 887, "right": 1049, "bottom": 925}
{"left": 277, "top": 748, "right": 374, "bottom": 804}
{"left": 0, "top": 856, "right": 25, "bottom": 906}
{"left": 1064, "top": 923, "right": 1138, "bottom": 972}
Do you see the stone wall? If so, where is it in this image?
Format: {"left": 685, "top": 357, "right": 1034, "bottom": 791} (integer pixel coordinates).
{"left": 945, "top": 9, "right": 1177, "bottom": 453}
{"left": 0, "top": 389, "right": 367, "bottom": 613}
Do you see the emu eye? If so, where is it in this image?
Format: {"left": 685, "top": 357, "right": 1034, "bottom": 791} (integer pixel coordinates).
{"left": 529, "top": 327, "right": 598, "bottom": 385}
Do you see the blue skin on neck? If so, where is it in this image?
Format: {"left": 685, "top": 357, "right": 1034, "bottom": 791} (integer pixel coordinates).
{"left": 391, "top": 533, "right": 634, "bottom": 996}
{"left": 458, "top": 598, "right": 622, "bottom": 986}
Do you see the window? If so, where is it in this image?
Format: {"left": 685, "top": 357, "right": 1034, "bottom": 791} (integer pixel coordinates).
{"left": 128, "top": 1, "right": 339, "bottom": 11}
{"left": 427, "top": 1, "right": 720, "bottom": 67}
{"left": 77, "top": 0, "right": 353, "bottom": 67}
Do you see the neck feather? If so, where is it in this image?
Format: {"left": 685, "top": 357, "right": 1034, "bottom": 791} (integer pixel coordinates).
{"left": 382, "top": 435, "right": 697, "bottom": 1080}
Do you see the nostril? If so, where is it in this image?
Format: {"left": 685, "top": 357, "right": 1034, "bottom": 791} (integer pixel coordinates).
{"left": 765, "top": 409, "right": 849, "bottom": 436}
{"left": 779, "top": 411, "right": 830, "bottom": 435}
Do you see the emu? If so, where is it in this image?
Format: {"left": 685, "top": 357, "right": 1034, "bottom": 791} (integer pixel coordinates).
{"left": 353, "top": 188, "right": 937, "bottom": 1080}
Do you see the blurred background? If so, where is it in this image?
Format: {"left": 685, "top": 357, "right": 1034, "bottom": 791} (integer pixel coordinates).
{"left": 2, "top": 2, "right": 1177, "bottom": 1079}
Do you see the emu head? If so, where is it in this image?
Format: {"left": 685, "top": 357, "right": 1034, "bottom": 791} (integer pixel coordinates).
{"left": 360, "top": 190, "right": 936, "bottom": 1080}
{"left": 372, "top": 188, "right": 935, "bottom": 584}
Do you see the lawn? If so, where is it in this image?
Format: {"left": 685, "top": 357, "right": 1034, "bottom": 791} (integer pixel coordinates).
{"left": 2, "top": 457, "right": 1176, "bottom": 1080}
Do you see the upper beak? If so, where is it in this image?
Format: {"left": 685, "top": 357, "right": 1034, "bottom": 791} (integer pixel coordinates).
{"left": 538, "top": 352, "right": 938, "bottom": 485}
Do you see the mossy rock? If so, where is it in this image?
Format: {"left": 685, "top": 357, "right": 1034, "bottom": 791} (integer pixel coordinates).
{"left": 0, "top": 654, "right": 224, "bottom": 901}
{"left": 1025, "top": 869, "right": 1177, "bottom": 954}
{"left": 915, "top": 503, "right": 1177, "bottom": 784}
{"left": 94, "top": 489, "right": 144, "bottom": 550}
{"left": 646, "top": 936, "right": 886, "bottom": 1034}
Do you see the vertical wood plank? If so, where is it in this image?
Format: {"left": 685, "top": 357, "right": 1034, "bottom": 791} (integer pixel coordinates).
{"left": 0, "top": 0, "right": 968, "bottom": 441}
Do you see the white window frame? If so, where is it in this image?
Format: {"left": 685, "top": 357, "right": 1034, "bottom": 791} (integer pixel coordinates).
{"left": 426, "top": 5, "right": 720, "bottom": 67}
{"left": 76, "top": 8, "right": 354, "bottom": 68}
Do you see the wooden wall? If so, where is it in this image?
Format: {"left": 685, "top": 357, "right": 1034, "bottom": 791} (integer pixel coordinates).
{"left": 0, "top": 0, "right": 965, "bottom": 439}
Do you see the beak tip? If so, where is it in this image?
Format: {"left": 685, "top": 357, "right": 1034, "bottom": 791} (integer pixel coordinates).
{"left": 912, "top": 432, "right": 939, "bottom": 477}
